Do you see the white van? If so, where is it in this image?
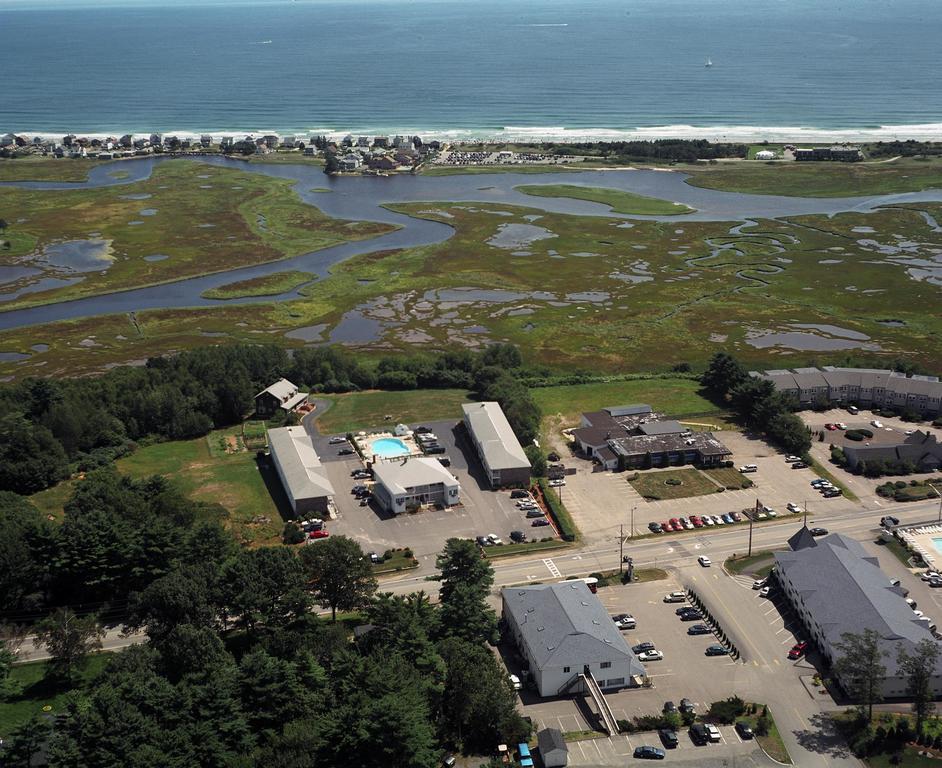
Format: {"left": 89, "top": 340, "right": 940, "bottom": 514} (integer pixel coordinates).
{"left": 739, "top": 464, "right": 758, "bottom": 473}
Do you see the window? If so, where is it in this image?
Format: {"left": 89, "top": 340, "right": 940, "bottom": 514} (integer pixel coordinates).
{"left": 600, "top": 662, "right": 612, "bottom": 669}
{"left": 563, "top": 666, "right": 570, "bottom": 674}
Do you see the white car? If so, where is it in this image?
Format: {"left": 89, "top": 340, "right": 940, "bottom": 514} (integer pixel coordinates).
{"left": 548, "top": 479, "right": 566, "bottom": 487}
{"left": 487, "top": 534, "right": 503, "bottom": 545}
{"left": 752, "top": 578, "right": 767, "bottom": 590}
{"left": 787, "top": 502, "right": 802, "bottom": 514}
{"left": 739, "top": 464, "right": 758, "bottom": 473}
{"left": 837, "top": 423, "right": 848, "bottom": 430}
{"left": 509, "top": 674, "right": 522, "bottom": 691}
{"left": 871, "top": 420, "right": 883, "bottom": 428}
{"left": 637, "top": 650, "right": 663, "bottom": 662}
{"left": 698, "top": 556, "right": 712, "bottom": 567}
{"left": 761, "top": 505, "right": 777, "bottom": 518}
{"left": 702, "top": 516, "right": 714, "bottom": 526}
{"left": 784, "top": 455, "right": 801, "bottom": 463}
{"left": 759, "top": 586, "right": 771, "bottom": 597}
{"left": 906, "top": 429, "right": 916, "bottom": 435}
{"left": 711, "top": 515, "right": 725, "bottom": 526}
{"left": 328, "top": 436, "right": 348, "bottom": 444}
{"left": 706, "top": 724, "right": 722, "bottom": 742}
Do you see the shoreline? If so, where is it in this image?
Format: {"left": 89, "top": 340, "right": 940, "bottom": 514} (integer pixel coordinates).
{"left": 8, "top": 123, "right": 942, "bottom": 145}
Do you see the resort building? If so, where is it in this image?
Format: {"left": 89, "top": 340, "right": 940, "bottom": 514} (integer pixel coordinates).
{"left": 267, "top": 426, "right": 335, "bottom": 516}
{"left": 752, "top": 367, "right": 942, "bottom": 416}
{"left": 573, "top": 405, "right": 731, "bottom": 470}
{"left": 254, "top": 378, "right": 309, "bottom": 418}
{"left": 371, "top": 456, "right": 460, "bottom": 515}
{"left": 501, "top": 581, "right": 647, "bottom": 698}
{"left": 843, "top": 431, "right": 942, "bottom": 473}
{"left": 461, "top": 402, "right": 532, "bottom": 488}
{"left": 775, "top": 529, "right": 942, "bottom": 699}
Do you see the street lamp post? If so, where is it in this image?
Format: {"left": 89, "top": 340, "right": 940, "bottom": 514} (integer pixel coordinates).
{"left": 630, "top": 505, "right": 636, "bottom": 539}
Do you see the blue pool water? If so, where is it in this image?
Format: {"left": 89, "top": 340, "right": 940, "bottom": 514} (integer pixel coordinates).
{"left": 371, "top": 438, "right": 411, "bottom": 458}
{"left": 931, "top": 537, "right": 942, "bottom": 556}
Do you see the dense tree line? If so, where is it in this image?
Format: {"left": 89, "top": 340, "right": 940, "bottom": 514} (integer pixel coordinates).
{"left": 701, "top": 353, "right": 811, "bottom": 455}
{"left": 528, "top": 139, "right": 748, "bottom": 162}
{"left": 866, "top": 140, "right": 942, "bottom": 158}
{"left": 2, "top": 514, "right": 527, "bottom": 767}
{"left": 0, "top": 342, "right": 542, "bottom": 495}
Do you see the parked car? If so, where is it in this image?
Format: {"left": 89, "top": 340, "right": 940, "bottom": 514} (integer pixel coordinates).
{"left": 308, "top": 529, "right": 330, "bottom": 540}
{"left": 702, "top": 515, "right": 714, "bottom": 526}
{"left": 638, "top": 649, "right": 663, "bottom": 662}
{"left": 328, "top": 436, "right": 347, "bottom": 444}
{"left": 705, "top": 644, "right": 730, "bottom": 657}
{"left": 791, "top": 461, "right": 808, "bottom": 469}
{"left": 698, "top": 555, "right": 712, "bottom": 567}
{"left": 547, "top": 452, "right": 560, "bottom": 462}
{"left": 368, "top": 552, "right": 382, "bottom": 564}
{"left": 633, "top": 746, "right": 665, "bottom": 760}
{"left": 787, "top": 502, "right": 802, "bottom": 513}
{"left": 824, "top": 423, "right": 837, "bottom": 431}
{"left": 785, "top": 455, "right": 801, "bottom": 463}
{"left": 632, "top": 641, "right": 656, "bottom": 654}
{"left": 508, "top": 674, "right": 522, "bottom": 691}
{"left": 788, "top": 641, "right": 809, "bottom": 660}
{"left": 735, "top": 721, "right": 754, "bottom": 740}
{"left": 664, "top": 591, "right": 687, "bottom": 603}
{"left": 848, "top": 405, "right": 859, "bottom": 414}
{"left": 823, "top": 489, "right": 842, "bottom": 498}
{"left": 525, "top": 509, "right": 544, "bottom": 518}
{"left": 752, "top": 578, "right": 767, "bottom": 590}
{"left": 689, "top": 723, "right": 709, "bottom": 746}
{"left": 486, "top": 534, "right": 503, "bottom": 545}
{"left": 837, "top": 423, "right": 848, "bottom": 430}
{"left": 648, "top": 522, "right": 663, "bottom": 533}
{"left": 881, "top": 515, "right": 901, "bottom": 527}
{"left": 510, "top": 489, "right": 531, "bottom": 499}
{"left": 548, "top": 479, "right": 565, "bottom": 487}
{"left": 509, "top": 530, "right": 527, "bottom": 543}
{"left": 809, "top": 527, "right": 829, "bottom": 536}
{"left": 475, "top": 536, "right": 489, "bottom": 547}
{"left": 659, "top": 728, "right": 679, "bottom": 749}
{"left": 730, "top": 511, "right": 742, "bottom": 522}
{"left": 739, "top": 464, "right": 758, "bottom": 473}
{"left": 413, "top": 425, "right": 432, "bottom": 434}
{"left": 338, "top": 447, "right": 355, "bottom": 455}
{"left": 690, "top": 515, "right": 704, "bottom": 528}
{"left": 721, "top": 513, "right": 734, "bottom": 524}
{"left": 687, "top": 624, "right": 711, "bottom": 635}
{"left": 424, "top": 444, "right": 445, "bottom": 455}
{"left": 680, "top": 517, "right": 694, "bottom": 530}
{"left": 710, "top": 514, "right": 724, "bottom": 525}
{"left": 759, "top": 586, "right": 771, "bottom": 598}
{"left": 871, "top": 419, "right": 884, "bottom": 428}
{"left": 705, "top": 724, "right": 721, "bottom": 742}
{"left": 532, "top": 518, "right": 551, "bottom": 527}
{"left": 679, "top": 698, "right": 696, "bottom": 714}
{"left": 613, "top": 614, "right": 636, "bottom": 630}
{"left": 663, "top": 701, "right": 677, "bottom": 713}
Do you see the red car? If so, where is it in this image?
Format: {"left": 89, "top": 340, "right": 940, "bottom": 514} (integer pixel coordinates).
{"left": 787, "top": 641, "right": 809, "bottom": 660}
{"left": 690, "top": 515, "right": 704, "bottom": 528}
{"left": 309, "top": 529, "right": 330, "bottom": 539}
{"left": 669, "top": 517, "right": 681, "bottom": 530}
{"left": 824, "top": 423, "right": 837, "bottom": 431}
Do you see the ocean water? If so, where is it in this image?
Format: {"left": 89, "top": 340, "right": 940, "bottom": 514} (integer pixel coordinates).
{"left": 1, "top": 0, "right": 941, "bottom": 140}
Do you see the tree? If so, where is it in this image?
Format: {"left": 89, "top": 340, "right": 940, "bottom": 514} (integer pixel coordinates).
{"left": 897, "top": 639, "right": 941, "bottom": 734}
{"left": 299, "top": 535, "right": 377, "bottom": 622}
{"left": 34, "top": 608, "right": 104, "bottom": 682}
{"left": 0, "top": 492, "right": 49, "bottom": 611}
{"left": 220, "top": 547, "right": 310, "bottom": 631}
{"left": 435, "top": 539, "right": 498, "bottom": 644}
{"left": 524, "top": 445, "right": 546, "bottom": 477}
{"left": 834, "top": 629, "right": 887, "bottom": 719}
{"left": 701, "top": 352, "right": 749, "bottom": 398}
{"left": 3, "top": 715, "right": 52, "bottom": 767}
{"left": 0, "top": 636, "right": 19, "bottom": 699}
{"left": 0, "top": 414, "right": 69, "bottom": 494}
{"left": 126, "top": 565, "right": 219, "bottom": 643}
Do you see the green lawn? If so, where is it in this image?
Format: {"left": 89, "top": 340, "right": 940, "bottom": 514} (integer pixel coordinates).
{"left": 373, "top": 548, "right": 419, "bottom": 574}
{"left": 738, "top": 706, "right": 792, "bottom": 764}
{"left": 532, "top": 378, "right": 717, "bottom": 426}
{"left": 684, "top": 157, "right": 942, "bottom": 197}
{"left": 628, "top": 468, "right": 721, "bottom": 501}
{"left": 201, "top": 270, "right": 315, "bottom": 299}
{"left": 0, "top": 656, "right": 108, "bottom": 738}
{"left": 315, "top": 389, "right": 471, "bottom": 434}
{"left": 515, "top": 184, "right": 695, "bottom": 215}
{"left": 483, "top": 539, "right": 570, "bottom": 559}
{"left": 703, "top": 466, "right": 754, "bottom": 489}
{"left": 0, "top": 156, "right": 99, "bottom": 182}
{"left": 725, "top": 550, "right": 781, "bottom": 576}
{"left": 117, "top": 437, "right": 285, "bottom": 544}
{"left": 867, "top": 749, "right": 941, "bottom": 768}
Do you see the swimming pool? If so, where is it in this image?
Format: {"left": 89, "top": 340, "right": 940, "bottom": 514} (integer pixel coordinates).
{"left": 932, "top": 537, "right": 942, "bottom": 556}
{"left": 371, "top": 437, "right": 411, "bottom": 458}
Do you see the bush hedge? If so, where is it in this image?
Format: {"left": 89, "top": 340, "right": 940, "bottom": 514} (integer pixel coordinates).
{"left": 537, "top": 478, "right": 579, "bottom": 541}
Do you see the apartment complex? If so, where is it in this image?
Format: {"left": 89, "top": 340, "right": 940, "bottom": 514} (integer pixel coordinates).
{"left": 267, "top": 426, "right": 335, "bottom": 516}
{"left": 371, "top": 457, "right": 460, "bottom": 514}
{"left": 461, "top": 402, "right": 531, "bottom": 488}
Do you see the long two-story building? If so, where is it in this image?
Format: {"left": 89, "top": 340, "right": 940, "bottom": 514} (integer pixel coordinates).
{"left": 462, "top": 402, "right": 531, "bottom": 488}
{"left": 752, "top": 367, "right": 942, "bottom": 416}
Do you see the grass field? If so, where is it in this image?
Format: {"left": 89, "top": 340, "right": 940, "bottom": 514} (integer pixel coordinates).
{"left": 515, "top": 183, "right": 695, "bottom": 215}
{"left": 117, "top": 437, "right": 284, "bottom": 544}
{"left": 0, "top": 656, "right": 108, "bottom": 738}
{"left": 702, "top": 466, "right": 754, "bottom": 489}
{"left": 0, "top": 156, "right": 101, "bottom": 182}
{"left": 629, "top": 468, "right": 720, "bottom": 501}
{"left": 740, "top": 705, "right": 791, "bottom": 764}
{"left": 315, "top": 389, "right": 471, "bottom": 434}
{"left": 532, "top": 378, "right": 716, "bottom": 425}
{"left": 684, "top": 157, "right": 942, "bottom": 197}
{"left": 420, "top": 163, "right": 589, "bottom": 177}
{"left": 0, "top": 160, "right": 394, "bottom": 311}
{"left": 725, "top": 550, "right": 780, "bottom": 576}
{"left": 201, "top": 270, "right": 315, "bottom": 299}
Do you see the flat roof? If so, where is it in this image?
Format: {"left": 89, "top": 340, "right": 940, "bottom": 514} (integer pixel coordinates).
{"left": 462, "top": 402, "right": 531, "bottom": 471}
{"left": 373, "top": 456, "right": 459, "bottom": 496}
{"left": 502, "top": 581, "right": 645, "bottom": 675}
{"left": 267, "top": 426, "right": 335, "bottom": 501}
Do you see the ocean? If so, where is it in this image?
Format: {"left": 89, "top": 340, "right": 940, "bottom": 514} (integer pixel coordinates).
{"left": 1, "top": 0, "right": 941, "bottom": 141}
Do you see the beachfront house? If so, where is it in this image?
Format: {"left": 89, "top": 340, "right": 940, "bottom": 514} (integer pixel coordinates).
{"left": 200, "top": 135, "right": 213, "bottom": 147}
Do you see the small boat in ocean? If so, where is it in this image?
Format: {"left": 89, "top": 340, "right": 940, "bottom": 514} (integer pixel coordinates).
{"left": 705, "top": 57, "right": 713, "bottom": 67}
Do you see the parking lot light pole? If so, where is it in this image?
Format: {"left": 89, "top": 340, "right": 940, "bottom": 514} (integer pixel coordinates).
{"left": 630, "top": 505, "right": 636, "bottom": 539}
{"left": 619, "top": 524, "right": 624, "bottom": 574}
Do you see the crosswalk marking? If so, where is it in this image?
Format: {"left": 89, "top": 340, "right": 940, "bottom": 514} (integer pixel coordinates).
{"left": 543, "top": 558, "right": 561, "bottom": 578}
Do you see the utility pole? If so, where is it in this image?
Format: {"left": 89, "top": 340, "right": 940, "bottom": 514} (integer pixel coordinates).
{"left": 929, "top": 483, "right": 942, "bottom": 523}
{"left": 630, "top": 505, "right": 636, "bottom": 539}
{"left": 619, "top": 524, "right": 624, "bottom": 574}
{"left": 803, "top": 499, "right": 809, "bottom": 528}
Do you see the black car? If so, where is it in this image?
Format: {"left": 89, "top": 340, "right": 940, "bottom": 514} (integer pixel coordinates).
{"left": 658, "top": 728, "right": 679, "bottom": 749}
{"left": 531, "top": 519, "right": 551, "bottom": 527}
{"left": 689, "top": 723, "right": 709, "bottom": 746}
{"left": 475, "top": 536, "right": 489, "bottom": 547}
{"left": 413, "top": 426, "right": 432, "bottom": 434}
{"left": 705, "top": 644, "right": 730, "bottom": 656}
{"left": 662, "top": 701, "right": 676, "bottom": 713}
{"left": 338, "top": 448, "right": 355, "bottom": 455}
{"left": 823, "top": 490, "right": 842, "bottom": 498}
{"left": 679, "top": 610, "right": 703, "bottom": 622}
{"left": 676, "top": 606, "right": 696, "bottom": 616}
{"left": 648, "top": 522, "right": 663, "bottom": 533}
{"left": 679, "top": 698, "right": 695, "bottom": 714}
{"left": 809, "top": 527, "right": 829, "bottom": 536}
{"left": 735, "top": 721, "right": 755, "bottom": 740}
{"left": 510, "top": 530, "right": 527, "bottom": 543}
{"left": 511, "top": 489, "right": 530, "bottom": 499}
{"left": 547, "top": 452, "right": 560, "bottom": 462}
{"left": 791, "top": 461, "right": 808, "bottom": 469}
{"left": 687, "top": 624, "right": 711, "bottom": 635}
{"left": 424, "top": 444, "right": 445, "bottom": 455}
{"left": 881, "top": 515, "right": 900, "bottom": 528}
{"left": 633, "top": 746, "right": 665, "bottom": 760}
{"left": 632, "top": 641, "right": 656, "bottom": 654}
{"left": 525, "top": 509, "right": 544, "bottom": 518}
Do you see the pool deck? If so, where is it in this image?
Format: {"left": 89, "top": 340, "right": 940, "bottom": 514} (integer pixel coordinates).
{"left": 354, "top": 430, "right": 423, "bottom": 463}
{"left": 898, "top": 524, "right": 942, "bottom": 569}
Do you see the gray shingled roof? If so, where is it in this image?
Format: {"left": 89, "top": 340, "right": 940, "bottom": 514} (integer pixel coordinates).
{"left": 502, "top": 582, "right": 646, "bottom": 675}
{"left": 775, "top": 533, "right": 942, "bottom": 677}
{"left": 639, "top": 420, "right": 685, "bottom": 436}
{"left": 267, "top": 426, "right": 335, "bottom": 501}
{"left": 462, "top": 402, "right": 531, "bottom": 471}
{"left": 537, "top": 728, "right": 568, "bottom": 757}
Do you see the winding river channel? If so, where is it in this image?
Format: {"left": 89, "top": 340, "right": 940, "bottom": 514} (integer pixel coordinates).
{"left": 2, "top": 156, "right": 942, "bottom": 333}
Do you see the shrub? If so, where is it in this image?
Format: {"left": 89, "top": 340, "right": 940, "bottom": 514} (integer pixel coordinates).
{"left": 282, "top": 522, "right": 305, "bottom": 545}
{"left": 756, "top": 714, "right": 771, "bottom": 737}
{"left": 708, "top": 696, "right": 747, "bottom": 724}
{"left": 538, "top": 478, "right": 578, "bottom": 541}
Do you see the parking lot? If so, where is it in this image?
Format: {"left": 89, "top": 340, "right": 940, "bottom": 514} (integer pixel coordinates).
{"left": 558, "top": 429, "right": 857, "bottom": 545}
{"left": 309, "top": 419, "right": 556, "bottom": 561}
